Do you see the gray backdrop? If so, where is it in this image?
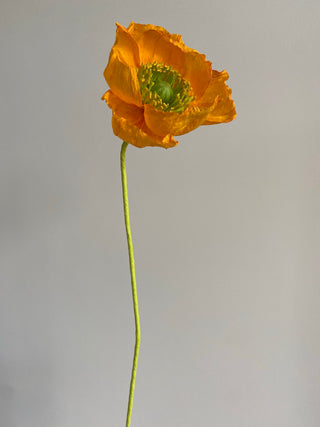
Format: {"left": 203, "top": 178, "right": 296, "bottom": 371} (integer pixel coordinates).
{"left": 1, "top": 0, "right": 319, "bottom": 426}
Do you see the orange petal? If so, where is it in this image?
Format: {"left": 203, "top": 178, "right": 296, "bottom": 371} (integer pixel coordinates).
{"left": 198, "top": 70, "right": 230, "bottom": 105}
{"left": 203, "top": 98, "right": 236, "bottom": 124}
{"left": 114, "top": 23, "right": 140, "bottom": 67}
{"left": 128, "top": 23, "right": 212, "bottom": 99}
{"left": 144, "top": 104, "right": 212, "bottom": 136}
{"left": 112, "top": 113, "right": 178, "bottom": 149}
{"left": 102, "top": 90, "right": 144, "bottom": 127}
{"left": 127, "top": 22, "right": 183, "bottom": 45}
{"left": 103, "top": 90, "right": 177, "bottom": 148}
{"left": 104, "top": 23, "right": 142, "bottom": 106}
{"left": 198, "top": 70, "right": 236, "bottom": 124}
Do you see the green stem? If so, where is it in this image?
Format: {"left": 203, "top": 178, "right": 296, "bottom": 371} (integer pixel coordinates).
{"left": 120, "top": 141, "right": 141, "bottom": 427}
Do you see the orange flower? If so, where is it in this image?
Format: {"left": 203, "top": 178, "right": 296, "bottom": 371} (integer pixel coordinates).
{"left": 102, "top": 22, "right": 236, "bottom": 149}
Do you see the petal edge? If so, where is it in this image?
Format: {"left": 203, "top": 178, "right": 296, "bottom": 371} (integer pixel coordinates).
{"left": 112, "top": 113, "right": 178, "bottom": 149}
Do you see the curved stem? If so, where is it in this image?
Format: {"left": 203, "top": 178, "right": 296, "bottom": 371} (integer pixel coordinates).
{"left": 120, "top": 141, "right": 141, "bottom": 427}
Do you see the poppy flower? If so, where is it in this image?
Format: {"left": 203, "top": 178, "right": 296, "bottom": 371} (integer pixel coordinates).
{"left": 102, "top": 22, "right": 236, "bottom": 149}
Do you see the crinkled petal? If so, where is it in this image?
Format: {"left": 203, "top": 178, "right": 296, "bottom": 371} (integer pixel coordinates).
{"left": 112, "top": 113, "right": 178, "bottom": 149}
{"left": 113, "top": 22, "right": 140, "bottom": 67}
{"left": 144, "top": 103, "right": 213, "bottom": 136}
{"left": 198, "top": 70, "right": 230, "bottom": 106}
{"left": 102, "top": 90, "right": 144, "bottom": 127}
{"left": 104, "top": 23, "right": 142, "bottom": 106}
{"left": 128, "top": 23, "right": 212, "bottom": 99}
{"left": 127, "top": 22, "right": 183, "bottom": 45}
{"left": 102, "top": 90, "right": 177, "bottom": 148}
{"left": 203, "top": 98, "right": 236, "bottom": 124}
{"left": 198, "top": 69, "right": 236, "bottom": 124}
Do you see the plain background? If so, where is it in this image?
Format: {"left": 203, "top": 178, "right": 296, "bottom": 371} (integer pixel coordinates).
{"left": 1, "top": 0, "right": 319, "bottom": 426}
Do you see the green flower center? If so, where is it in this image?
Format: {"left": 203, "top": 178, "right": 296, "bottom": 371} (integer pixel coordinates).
{"left": 137, "top": 62, "right": 195, "bottom": 114}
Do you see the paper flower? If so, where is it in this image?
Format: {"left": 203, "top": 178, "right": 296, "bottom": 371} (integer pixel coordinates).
{"left": 102, "top": 22, "right": 236, "bottom": 148}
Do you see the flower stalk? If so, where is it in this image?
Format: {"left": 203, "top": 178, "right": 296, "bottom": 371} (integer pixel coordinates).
{"left": 120, "top": 141, "right": 141, "bottom": 427}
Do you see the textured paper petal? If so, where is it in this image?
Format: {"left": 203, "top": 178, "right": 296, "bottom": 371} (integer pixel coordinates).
{"left": 104, "top": 24, "right": 141, "bottom": 106}
{"left": 127, "top": 22, "right": 184, "bottom": 46}
{"left": 144, "top": 103, "right": 212, "bottom": 136}
{"left": 102, "top": 90, "right": 144, "bottom": 127}
{"left": 199, "top": 70, "right": 236, "bottom": 124}
{"left": 129, "top": 25, "right": 211, "bottom": 98}
{"left": 112, "top": 113, "right": 178, "bottom": 149}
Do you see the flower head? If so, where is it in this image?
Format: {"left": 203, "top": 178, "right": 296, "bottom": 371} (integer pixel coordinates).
{"left": 102, "top": 22, "right": 236, "bottom": 149}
